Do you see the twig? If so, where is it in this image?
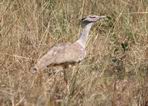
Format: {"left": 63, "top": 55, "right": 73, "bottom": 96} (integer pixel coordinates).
{"left": 0, "top": 52, "right": 34, "bottom": 60}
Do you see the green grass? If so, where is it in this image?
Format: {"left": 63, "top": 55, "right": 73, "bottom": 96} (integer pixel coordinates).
{"left": 0, "top": 0, "right": 148, "bottom": 106}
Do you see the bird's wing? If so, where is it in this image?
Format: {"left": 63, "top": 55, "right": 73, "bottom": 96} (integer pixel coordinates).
{"left": 56, "top": 42, "right": 86, "bottom": 63}
{"left": 33, "top": 42, "right": 85, "bottom": 71}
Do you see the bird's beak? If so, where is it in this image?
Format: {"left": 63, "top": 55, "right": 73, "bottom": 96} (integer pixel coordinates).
{"left": 97, "top": 16, "right": 106, "bottom": 20}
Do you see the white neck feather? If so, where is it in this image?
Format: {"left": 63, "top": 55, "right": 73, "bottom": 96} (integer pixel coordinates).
{"left": 76, "top": 23, "right": 94, "bottom": 48}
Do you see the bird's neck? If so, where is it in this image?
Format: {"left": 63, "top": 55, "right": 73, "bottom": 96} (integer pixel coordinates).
{"left": 76, "top": 23, "right": 93, "bottom": 48}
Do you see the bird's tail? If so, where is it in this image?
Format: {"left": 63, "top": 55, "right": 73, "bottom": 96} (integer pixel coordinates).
{"left": 31, "top": 60, "right": 49, "bottom": 74}
{"left": 30, "top": 66, "right": 38, "bottom": 74}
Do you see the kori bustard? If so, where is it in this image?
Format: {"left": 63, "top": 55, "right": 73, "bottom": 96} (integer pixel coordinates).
{"left": 32, "top": 15, "right": 106, "bottom": 72}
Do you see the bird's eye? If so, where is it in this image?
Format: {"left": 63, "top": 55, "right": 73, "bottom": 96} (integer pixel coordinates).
{"left": 81, "top": 18, "right": 86, "bottom": 21}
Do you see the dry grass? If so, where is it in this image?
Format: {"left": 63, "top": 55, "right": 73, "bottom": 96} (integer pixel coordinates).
{"left": 0, "top": 0, "right": 148, "bottom": 106}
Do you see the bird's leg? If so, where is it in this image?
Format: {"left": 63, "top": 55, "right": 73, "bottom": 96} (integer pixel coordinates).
{"left": 63, "top": 65, "right": 69, "bottom": 85}
{"left": 63, "top": 63, "right": 77, "bottom": 85}
{"left": 64, "top": 65, "right": 79, "bottom": 105}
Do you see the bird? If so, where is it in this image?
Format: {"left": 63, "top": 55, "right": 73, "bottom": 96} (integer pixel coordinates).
{"left": 32, "top": 15, "right": 106, "bottom": 73}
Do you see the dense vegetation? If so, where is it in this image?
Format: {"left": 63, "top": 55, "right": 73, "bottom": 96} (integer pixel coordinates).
{"left": 0, "top": 0, "right": 148, "bottom": 105}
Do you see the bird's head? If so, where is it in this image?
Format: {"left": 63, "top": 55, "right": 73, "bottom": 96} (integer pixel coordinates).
{"left": 81, "top": 15, "right": 106, "bottom": 27}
